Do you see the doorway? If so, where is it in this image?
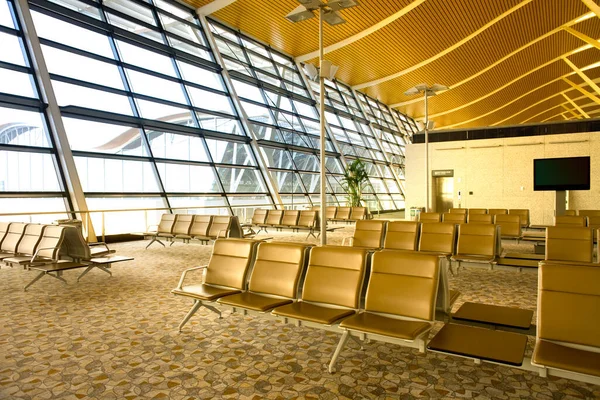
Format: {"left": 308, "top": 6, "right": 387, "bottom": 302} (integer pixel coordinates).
{"left": 434, "top": 176, "right": 454, "bottom": 213}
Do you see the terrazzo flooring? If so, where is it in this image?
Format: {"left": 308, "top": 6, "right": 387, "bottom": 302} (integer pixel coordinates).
{"left": 1, "top": 224, "right": 599, "bottom": 399}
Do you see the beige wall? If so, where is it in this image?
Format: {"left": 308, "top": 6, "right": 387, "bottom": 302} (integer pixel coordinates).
{"left": 405, "top": 132, "right": 600, "bottom": 225}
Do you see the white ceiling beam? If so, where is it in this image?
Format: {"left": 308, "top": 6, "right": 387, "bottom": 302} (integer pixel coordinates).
{"left": 295, "top": 0, "right": 426, "bottom": 62}
{"left": 387, "top": 12, "right": 593, "bottom": 108}
{"left": 352, "top": 0, "right": 533, "bottom": 90}
{"left": 562, "top": 92, "right": 590, "bottom": 118}
{"left": 581, "top": 0, "right": 600, "bottom": 19}
{"left": 197, "top": 0, "right": 237, "bottom": 16}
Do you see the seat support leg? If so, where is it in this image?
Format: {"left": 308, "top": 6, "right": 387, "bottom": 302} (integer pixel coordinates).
{"left": 328, "top": 330, "right": 350, "bottom": 374}
{"left": 349, "top": 333, "right": 364, "bottom": 350}
{"left": 203, "top": 303, "right": 222, "bottom": 319}
{"left": 23, "top": 271, "right": 46, "bottom": 291}
{"left": 178, "top": 300, "right": 203, "bottom": 332}
{"left": 145, "top": 237, "right": 165, "bottom": 249}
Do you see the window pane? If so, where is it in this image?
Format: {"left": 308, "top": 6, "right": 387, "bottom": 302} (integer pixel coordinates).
{"left": 168, "top": 196, "right": 227, "bottom": 210}
{"left": 157, "top": 163, "right": 219, "bottom": 192}
{"left": 196, "top": 112, "right": 243, "bottom": 135}
{"left": 63, "top": 118, "right": 147, "bottom": 156}
{"left": 0, "top": 151, "right": 61, "bottom": 191}
{"left": 53, "top": 80, "right": 133, "bottom": 115}
{"left": 76, "top": 157, "right": 160, "bottom": 192}
{"left": 0, "top": 69, "right": 36, "bottom": 98}
{"left": 187, "top": 86, "right": 234, "bottom": 115}
{"left": 273, "top": 171, "right": 303, "bottom": 193}
{"left": 127, "top": 69, "right": 186, "bottom": 103}
{"left": 42, "top": 45, "right": 124, "bottom": 89}
{"left": 261, "top": 147, "right": 293, "bottom": 169}
{"left": 0, "top": 0, "right": 14, "bottom": 28}
{"left": 0, "top": 198, "right": 68, "bottom": 223}
{"left": 178, "top": 61, "right": 224, "bottom": 91}
{"left": 136, "top": 99, "right": 191, "bottom": 123}
{"left": 217, "top": 168, "right": 265, "bottom": 193}
{"left": 116, "top": 40, "right": 175, "bottom": 76}
{"left": 0, "top": 32, "right": 26, "bottom": 66}
{"left": 86, "top": 197, "right": 166, "bottom": 235}
{"left": 147, "top": 131, "right": 209, "bottom": 162}
{"left": 32, "top": 11, "right": 114, "bottom": 58}
{"left": 0, "top": 107, "right": 50, "bottom": 147}
{"left": 206, "top": 139, "right": 255, "bottom": 166}
{"left": 104, "top": 0, "right": 156, "bottom": 26}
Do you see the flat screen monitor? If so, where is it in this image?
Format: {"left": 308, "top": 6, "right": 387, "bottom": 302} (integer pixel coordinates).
{"left": 533, "top": 156, "right": 590, "bottom": 191}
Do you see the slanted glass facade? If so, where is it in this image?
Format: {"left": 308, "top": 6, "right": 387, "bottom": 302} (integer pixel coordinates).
{"left": 0, "top": 0, "right": 418, "bottom": 232}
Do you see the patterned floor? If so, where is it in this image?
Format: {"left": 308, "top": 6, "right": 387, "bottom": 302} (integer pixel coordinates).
{"left": 1, "top": 226, "right": 599, "bottom": 399}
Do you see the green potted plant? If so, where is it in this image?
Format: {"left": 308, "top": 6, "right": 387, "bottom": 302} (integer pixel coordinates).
{"left": 341, "top": 159, "right": 369, "bottom": 207}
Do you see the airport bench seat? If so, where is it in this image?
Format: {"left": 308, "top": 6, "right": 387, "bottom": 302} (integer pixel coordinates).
{"left": 218, "top": 291, "right": 293, "bottom": 312}
{"left": 273, "top": 302, "right": 355, "bottom": 325}
{"left": 340, "top": 312, "right": 431, "bottom": 341}
{"left": 171, "top": 283, "right": 241, "bottom": 301}
{"left": 533, "top": 340, "right": 600, "bottom": 378}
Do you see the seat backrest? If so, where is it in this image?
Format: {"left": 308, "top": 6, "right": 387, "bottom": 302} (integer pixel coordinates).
{"left": 509, "top": 209, "right": 529, "bottom": 227}
{"left": 555, "top": 215, "right": 587, "bottom": 227}
{"left": 494, "top": 214, "right": 521, "bottom": 237}
{"left": 442, "top": 213, "right": 466, "bottom": 223}
{"left": 538, "top": 261, "right": 600, "bottom": 348}
{"left": 352, "top": 220, "right": 386, "bottom": 248}
{"left": 172, "top": 214, "right": 193, "bottom": 235}
{"left": 419, "top": 212, "right": 441, "bottom": 223}
{"left": 248, "top": 242, "right": 309, "bottom": 298}
{"left": 0, "top": 222, "right": 10, "bottom": 247}
{"left": 264, "top": 210, "right": 283, "bottom": 225}
{"left": 36, "top": 225, "right": 66, "bottom": 260}
{"left": 157, "top": 214, "right": 177, "bottom": 233}
{"left": 588, "top": 216, "right": 600, "bottom": 240}
{"left": 467, "top": 214, "right": 493, "bottom": 224}
{"left": 59, "top": 225, "right": 92, "bottom": 260}
{"left": 1, "top": 223, "right": 28, "bottom": 252}
{"left": 564, "top": 210, "right": 577, "bottom": 216}
{"left": 456, "top": 223, "right": 496, "bottom": 257}
{"left": 280, "top": 210, "right": 300, "bottom": 226}
{"left": 418, "top": 223, "right": 456, "bottom": 254}
{"left": 383, "top": 221, "right": 419, "bottom": 251}
{"left": 189, "top": 215, "right": 212, "bottom": 236}
{"left": 297, "top": 210, "right": 317, "bottom": 228}
{"left": 251, "top": 209, "right": 268, "bottom": 225}
{"left": 579, "top": 210, "right": 600, "bottom": 218}
{"left": 468, "top": 209, "right": 487, "bottom": 215}
{"left": 301, "top": 246, "right": 367, "bottom": 308}
{"left": 16, "top": 224, "right": 45, "bottom": 255}
{"left": 208, "top": 216, "right": 232, "bottom": 238}
{"left": 546, "top": 227, "right": 593, "bottom": 263}
{"left": 350, "top": 207, "right": 366, "bottom": 220}
{"left": 204, "top": 238, "right": 260, "bottom": 289}
{"left": 449, "top": 208, "right": 467, "bottom": 214}
{"left": 336, "top": 207, "right": 351, "bottom": 220}
{"left": 366, "top": 251, "right": 439, "bottom": 321}
{"left": 488, "top": 209, "right": 508, "bottom": 216}
{"left": 325, "top": 206, "right": 337, "bottom": 219}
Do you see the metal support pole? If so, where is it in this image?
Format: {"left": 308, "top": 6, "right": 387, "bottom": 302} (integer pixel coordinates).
{"left": 319, "top": 7, "right": 327, "bottom": 245}
{"left": 424, "top": 91, "right": 429, "bottom": 213}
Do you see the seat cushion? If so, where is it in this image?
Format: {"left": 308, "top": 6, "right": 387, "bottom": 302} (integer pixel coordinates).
{"left": 533, "top": 340, "right": 600, "bottom": 377}
{"left": 217, "top": 292, "right": 293, "bottom": 312}
{"left": 340, "top": 312, "right": 431, "bottom": 340}
{"left": 2, "top": 256, "right": 32, "bottom": 265}
{"left": 272, "top": 302, "right": 355, "bottom": 325}
{"left": 452, "top": 254, "right": 496, "bottom": 263}
{"left": 171, "top": 284, "right": 241, "bottom": 301}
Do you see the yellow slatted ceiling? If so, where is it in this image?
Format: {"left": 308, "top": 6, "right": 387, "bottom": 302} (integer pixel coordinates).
{"left": 179, "top": 0, "right": 600, "bottom": 128}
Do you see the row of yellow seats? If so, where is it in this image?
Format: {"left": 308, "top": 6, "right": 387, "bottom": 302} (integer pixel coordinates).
{"left": 171, "top": 239, "right": 444, "bottom": 373}
{"left": 564, "top": 209, "right": 600, "bottom": 217}
{"left": 423, "top": 210, "right": 530, "bottom": 228}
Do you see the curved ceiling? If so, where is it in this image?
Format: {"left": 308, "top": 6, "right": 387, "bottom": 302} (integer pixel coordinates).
{"left": 182, "top": 0, "right": 600, "bottom": 129}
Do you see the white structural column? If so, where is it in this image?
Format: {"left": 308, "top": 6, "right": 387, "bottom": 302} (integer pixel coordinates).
{"left": 318, "top": 7, "right": 327, "bottom": 245}
{"left": 196, "top": 0, "right": 238, "bottom": 16}
{"left": 424, "top": 91, "right": 430, "bottom": 212}
{"left": 15, "top": 0, "right": 97, "bottom": 241}
{"left": 198, "top": 15, "right": 284, "bottom": 209}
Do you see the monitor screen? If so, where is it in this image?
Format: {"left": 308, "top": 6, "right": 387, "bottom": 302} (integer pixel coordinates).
{"left": 533, "top": 156, "right": 590, "bottom": 191}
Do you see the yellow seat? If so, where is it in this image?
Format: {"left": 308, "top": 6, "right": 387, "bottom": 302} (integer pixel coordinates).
{"left": 489, "top": 209, "right": 508, "bottom": 217}
{"left": 325, "top": 206, "right": 338, "bottom": 221}
{"left": 579, "top": 210, "right": 600, "bottom": 218}
{"left": 344, "top": 220, "right": 386, "bottom": 249}
{"left": 0, "top": 223, "right": 28, "bottom": 260}
{"left": 467, "top": 214, "right": 492, "bottom": 224}
{"left": 443, "top": 213, "right": 466, "bottom": 223}
{"left": 546, "top": 227, "right": 593, "bottom": 263}
{"left": 532, "top": 261, "right": 600, "bottom": 380}
{"left": 564, "top": 210, "right": 577, "bottom": 216}
{"left": 419, "top": 212, "right": 441, "bottom": 223}
{"left": 272, "top": 246, "right": 368, "bottom": 326}
{"left": 449, "top": 208, "right": 467, "bottom": 214}
{"left": 418, "top": 222, "right": 456, "bottom": 255}
{"left": 180, "top": 215, "right": 212, "bottom": 243}
{"left": 383, "top": 221, "right": 419, "bottom": 251}
{"left": 468, "top": 208, "right": 487, "bottom": 215}
{"left": 329, "top": 250, "right": 441, "bottom": 372}
{"left": 554, "top": 215, "right": 587, "bottom": 228}
{"left": 350, "top": 207, "right": 366, "bottom": 221}
{"left": 258, "top": 210, "right": 282, "bottom": 233}
{"left": 509, "top": 209, "right": 530, "bottom": 228}
{"left": 494, "top": 214, "right": 521, "bottom": 240}
{"left": 277, "top": 210, "right": 300, "bottom": 228}
{"left": 333, "top": 207, "right": 351, "bottom": 221}
{"left": 172, "top": 238, "right": 260, "bottom": 331}
{"left": 451, "top": 223, "right": 498, "bottom": 269}
{"left": 145, "top": 214, "right": 177, "bottom": 248}
{"left": 218, "top": 242, "right": 309, "bottom": 312}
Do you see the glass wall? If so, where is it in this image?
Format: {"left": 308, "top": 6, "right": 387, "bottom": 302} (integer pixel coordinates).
{"left": 26, "top": 0, "right": 274, "bottom": 232}
{"left": 208, "top": 20, "right": 345, "bottom": 208}
{"left": 2, "top": 0, "right": 418, "bottom": 230}
{"left": 0, "top": 0, "right": 70, "bottom": 222}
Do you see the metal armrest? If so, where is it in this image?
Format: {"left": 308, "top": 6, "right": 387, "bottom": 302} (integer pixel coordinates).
{"left": 176, "top": 265, "right": 208, "bottom": 290}
{"left": 30, "top": 246, "right": 60, "bottom": 264}
{"left": 89, "top": 242, "right": 111, "bottom": 252}
{"left": 217, "top": 229, "right": 231, "bottom": 238}
{"left": 145, "top": 225, "right": 158, "bottom": 234}
{"left": 341, "top": 236, "right": 354, "bottom": 247}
